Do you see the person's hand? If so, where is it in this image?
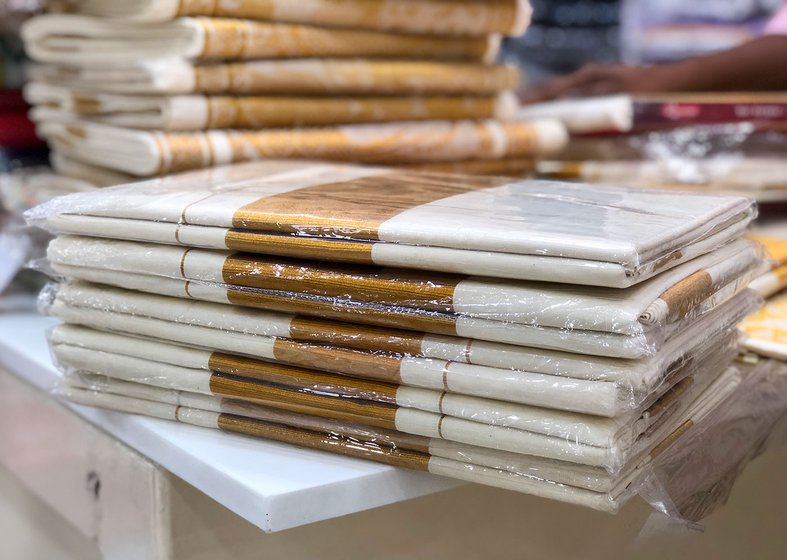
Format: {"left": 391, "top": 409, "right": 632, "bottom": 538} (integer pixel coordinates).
{"left": 520, "top": 63, "right": 689, "bottom": 103}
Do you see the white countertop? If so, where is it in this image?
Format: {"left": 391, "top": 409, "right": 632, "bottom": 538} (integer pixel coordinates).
{"left": 0, "top": 310, "right": 461, "bottom": 533}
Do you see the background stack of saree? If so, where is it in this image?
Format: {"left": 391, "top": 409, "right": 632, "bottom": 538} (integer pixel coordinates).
{"left": 20, "top": 0, "right": 567, "bottom": 183}
{"left": 29, "top": 161, "right": 763, "bottom": 512}
{"left": 518, "top": 93, "right": 787, "bottom": 202}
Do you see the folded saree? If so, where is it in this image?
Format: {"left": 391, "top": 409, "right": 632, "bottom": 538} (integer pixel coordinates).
{"left": 44, "top": 280, "right": 752, "bottom": 413}
{"left": 38, "top": 120, "right": 567, "bottom": 175}
{"left": 60, "top": 0, "right": 531, "bottom": 37}
{"left": 62, "top": 371, "right": 655, "bottom": 495}
{"left": 518, "top": 93, "right": 787, "bottom": 134}
{"left": 64, "top": 379, "right": 655, "bottom": 513}
{"left": 52, "top": 335, "right": 740, "bottom": 472}
{"left": 46, "top": 236, "right": 760, "bottom": 335}
{"left": 28, "top": 59, "right": 521, "bottom": 96}
{"left": 50, "top": 324, "right": 732, "bottom": 449}
{"left": 741, "top": 293, "right": 787, "bottom": 360}
{"left": 23, "top": 15, "right": 499, "bottom": 64}
{"left": 47, "top": 263, "right": 754, "bottom": 358}
{"left": 747, "top": 234, "right": 787, "bottom": 297}
{"left": 50, "top": 152, "right": 133, "bottom": 188}
{"left": 29, "top": 161, "right": 756, "bottom": 287}
{"left": 536, "top": 158, "right": 787, "bottom": 197}
{"left": 26, "top": 83, "right": 516, "bottom": 130}
{"left": 62, "top": 366, "right": 741, "bottom": 506}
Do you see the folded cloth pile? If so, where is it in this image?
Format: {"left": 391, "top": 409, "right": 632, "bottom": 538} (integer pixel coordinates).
{"left": 518, "top": 93, "right": 787, "bottom": 202}
{"left": 29, "top": 161, "right": 762, "bottom": 512}
{"left": 21, "top": 0, "right": 567, "bottom": 180}
{"left": 741, "top": 232, "right": 787, "bottom": 360}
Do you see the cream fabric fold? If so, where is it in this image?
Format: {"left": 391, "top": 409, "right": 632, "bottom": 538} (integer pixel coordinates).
{"left": 56, "top": 0, "right": 531, "bottom": 37}
{"left": 38, "top": 119, "right": 567, "bottom": 175}
{"left": 46, "top": 235, "right": 760, "bottom": 335}
{"left": 45, "top": 280, "right": 750, "bottom": 414}
{"left": 30, "top": 160, "right": 755, "bottom": 287}
{"left": 50, "top": 152, "right": 134, "bottom": 188}
{"left": 26, "top": 83, "right": 517, "bottom": 131}
{"left": 28, "top": 59, "right": 522, "bottom": 96}
{"left": 23, "top": 15, "right": 500, "bottom": 65}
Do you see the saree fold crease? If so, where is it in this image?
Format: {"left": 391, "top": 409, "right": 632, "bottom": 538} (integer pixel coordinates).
{"left": 23, "top": 15, "right": 501, "bottom": 65}
{"left": 38, "top": 120, "right": 567, "bottom": 176}
{"left": 56, "top": 0, "right": 532, "bottom": 37}
{"left": 29, "top": 161, "right": 756, "bottom": 286}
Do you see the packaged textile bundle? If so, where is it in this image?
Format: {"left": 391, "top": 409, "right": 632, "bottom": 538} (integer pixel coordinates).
{"left": 28, "top": 161, "right": 765, "bottom": 512}
{"left": 519, "top": 94, "right": 787, "bottom": 201}
{"left": 22, "top": 2, "right": 547, "bottom": 183}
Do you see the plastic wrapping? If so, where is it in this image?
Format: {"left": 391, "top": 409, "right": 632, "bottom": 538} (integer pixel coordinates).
{"left": 22, "top": 15, "right": 500, "bottom": 65}
{"left": 25, "top": 160, "right": 756, "bottom": 287}
{"left": 52, "top": 0, "right": 531, "bottom": 37}
{"left": 638, "top": 358, "right": 787, "bottom": 522}
{"left": 57, "top": 359, "right": 787, "bottom": 516}
{"left": 42, "top": 239, "right": 760, "bottom": 358}
{"left": 25, "top": 83, "right": 517, "bottom": 131}
{"left": 39, "top": 279, "right": 758, "bottom": 417}
{"left": 536, "top": 121, "right": 787, "bottom": 201}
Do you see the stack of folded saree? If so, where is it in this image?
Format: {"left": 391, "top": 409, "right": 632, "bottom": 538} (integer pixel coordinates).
{"left": 28, "top": 161, "right": 765, "bottom": 512}
{"left": 519, "top": 93, "right": 787, "bottom": 201}
{"left": 21, "top": 0, "right": 566, "bottom": 180}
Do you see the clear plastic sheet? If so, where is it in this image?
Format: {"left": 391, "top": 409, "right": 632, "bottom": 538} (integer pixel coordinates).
{"left": 25, "top": 160, "right": 757, "bottom": 287}
{"left": 639, "top": 358, "right": 787, "bottom": 523}
{"left": 56, "top": 359, "right": 787, "bottom": 517}
{"left": 39, "top": 280, "right": 759, "bottom": 417}
{"left": 537, "top": 122, "right": 787, "bottom": 201}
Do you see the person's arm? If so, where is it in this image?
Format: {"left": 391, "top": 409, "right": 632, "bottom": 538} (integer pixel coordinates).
{"left": 521, "top": 35, "right": 787, "bottom": 103}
